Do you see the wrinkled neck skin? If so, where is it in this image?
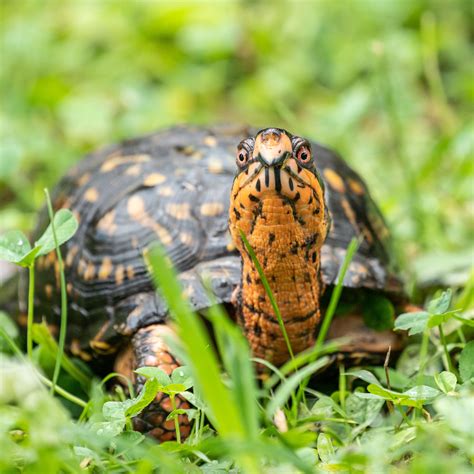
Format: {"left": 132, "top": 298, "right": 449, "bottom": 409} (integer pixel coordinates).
{"left": 230, "top": 169, "right": 328, "bottom": 368}
{"left": 237, "top": 194, "right": 322, "bottom": 366}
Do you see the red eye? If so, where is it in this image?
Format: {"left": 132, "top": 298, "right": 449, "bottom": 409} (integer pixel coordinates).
{"left": 296, "top": 145, "right": 311, "bottom": 164}
{"left": 236, "top": 148, "right": 249, "bottom": 167}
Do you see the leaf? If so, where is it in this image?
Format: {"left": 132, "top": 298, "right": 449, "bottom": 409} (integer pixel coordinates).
{"left": 427, "top": 311, "right": 457, "bottom": 328}
{"left": 394, "top": 311, "right": 430, "bottom": 335}
{"left": 166, "top": 408, "right": 187, "bottom": 421}
{"left": 171, "top": 366, "right": 193, "bottom": 390}
{"left": 362, "top": 294, "right": 395, "bottom": 331}
{"left": 402, "top": 385, "right": 441, "bottom": 401}
{"left": 434, "top": 371, "right": 457, "bottom": 394}
{"left": 35, "top": 209, "right": 79, "bottom": 256}
{"left": 0, "top": 230, "right": 32, "bottom": 266}
{"left": 347, "top": 369, "right": 381, "bottom": 386}
{"left": 135, "top": 366, "right": 172, "bottom": 386}
{"left": 164, "top": 383, "right": 187, "bottom": 395}
{"left": 360, "top": 384, "right": 440, "bottom": 407}
{"left": 458, "top": 341, "right": 474, "bottom": 382}
{"left": 102, "top": 377, "right": 160, "bottom": 424}
{"left": 427, "top": 289, "right": 452, "bottom": 315}
{"left": 316, "top": 433, "right": 334, "bottom": 463}
{"left": 345, "top": 392, "right": 384, "bottom": 425}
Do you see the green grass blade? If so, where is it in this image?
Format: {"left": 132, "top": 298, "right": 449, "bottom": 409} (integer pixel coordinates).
{"left": 146, "top": 244, "right": 245, "bottom": 438}
{"left": 44, "top": 188, "right": 69, "bottom": 395}
{"left": 266, "top": 356, "right": 331, "bottom": 419}
{"left": 315, "top": 237, "right": 360, "bottom": 351}
{"left": 206, "top": 299, "right": 259, "bottom": 441}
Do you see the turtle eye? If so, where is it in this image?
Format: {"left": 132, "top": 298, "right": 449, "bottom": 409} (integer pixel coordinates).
{"left": 236, "top": 147, "right": 250, "bottom": 168}
{"left": 295, "top": 145, "right": 312, "bottom": 164}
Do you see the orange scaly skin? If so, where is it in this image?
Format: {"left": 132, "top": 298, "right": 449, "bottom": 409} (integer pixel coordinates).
{"left": 229, "top": 129, "right": 329, "bottom": 366}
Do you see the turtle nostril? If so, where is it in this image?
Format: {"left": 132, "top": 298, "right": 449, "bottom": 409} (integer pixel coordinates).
{"left": 260, "top": 129, "right": 281, "bottom": 144}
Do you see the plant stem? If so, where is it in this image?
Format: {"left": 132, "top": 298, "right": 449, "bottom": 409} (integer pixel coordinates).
{"left": 26, "top": 263, "right": 35, "bottom": 359}
{"left": 339, "top": 363, "right": 346, "bottom": 411}
{"left": 170, "top": 394, "right": 181, "bottom": 443}
{"left": 438, "top": 325, "right": 455, "bottom": 374}
{"left": 45, "top": 188, "right": 68, "bottom": 395}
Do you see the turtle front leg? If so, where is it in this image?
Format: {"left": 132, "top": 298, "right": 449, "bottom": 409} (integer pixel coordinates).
{"left": 115, "top": 324, "right": 191, "bottom": 441}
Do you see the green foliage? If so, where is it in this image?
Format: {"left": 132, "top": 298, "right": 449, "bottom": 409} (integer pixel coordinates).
{"left": 0, "top": 1, "right": 473, "bottom": 473}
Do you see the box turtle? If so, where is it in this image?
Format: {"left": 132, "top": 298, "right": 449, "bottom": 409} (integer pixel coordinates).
{"left": 22, "top": 124, "right": 406, "bottom": 441}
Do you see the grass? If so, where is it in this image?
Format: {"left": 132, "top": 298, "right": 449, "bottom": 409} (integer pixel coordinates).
{"left": 1, "top": 213, "right": 473, "bottom": 472}
{"left": 0, "top": 1, "right": 473, "bottom": 473}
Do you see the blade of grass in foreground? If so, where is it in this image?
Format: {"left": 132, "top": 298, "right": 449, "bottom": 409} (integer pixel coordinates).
{"left": 206, "top": 293, "right": 259, "bottom": 441}
{"left": 296, "top": 237, "right": 359, "bottom": 403}
{"left": 147, "top": 244, "right": 261, "bottom": 472}
{"left": 146, "top": 244, "right": 245, "bottom": 438}
{"left": 44, "top": 189, "right": 70, "bottom": 395}
{"left": 315, "top": 237, "right": 360, "bottom": 352}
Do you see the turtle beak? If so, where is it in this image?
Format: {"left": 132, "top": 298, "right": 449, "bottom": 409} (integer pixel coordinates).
{"left": 253, "top": 128, "right": 293, "bottom": 167}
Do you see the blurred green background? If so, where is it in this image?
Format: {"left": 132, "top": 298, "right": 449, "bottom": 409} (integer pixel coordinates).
{"left": 1, "top": 0, "right": 472, "bottom": 286}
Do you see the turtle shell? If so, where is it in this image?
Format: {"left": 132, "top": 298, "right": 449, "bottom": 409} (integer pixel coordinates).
{"left": 29, "top": 124, "right": 404, "bottom": 356}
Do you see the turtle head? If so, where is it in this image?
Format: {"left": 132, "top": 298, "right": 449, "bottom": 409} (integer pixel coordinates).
{"left": 231, "top": 127, "right": 326, "bottom": 214}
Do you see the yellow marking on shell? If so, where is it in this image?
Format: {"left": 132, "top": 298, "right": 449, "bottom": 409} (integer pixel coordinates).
{"left": 67, "top": 282, "right": 73, "bottom": 295}
{"left": 78, "top": 258, "right": 87, "bottom": 276}
{"left": 204, "top": 136, "right": 217, "bottom": 147}
{"left": 174, "top": 168, "right": 186, "bottom": 177}
{"left": 84, "top": 262, "right": 95, "bottom": 281}
{"left": 101, "top": 154, "right": 151, "bottom": 172}
{"left": 179, "top": 232, "right": 193, "bottom": 245}
{"left": 182, "top": 285, "right": 194, "bottom": 299}
{"left": 200, "top": 202, "right": 225, "bottom": 217}
{"left": 71, "top": 338, "right": 92, "bottom": 361}
{"left": 127, "top": 195, "right": 146, "bottom": 218}
{"left": 66, "top": 245, "right": 79, "bottom": 267}
{"left": 128, "top": 195, "right": 172, "bottom": 245}
{"left": 54, "top": 260, "right": 60, "bottom": 286}
{"left": 144, "top": 173, "right": 166, "bottom": 186}
{"left": 84, "top": 188, "right": 99, "bottom": 203}
{"left": 157, "top": 186, "right": 174, "bottom": 197}
{"left": 89, "top": 340, "right": 115, "bottom": 354}
{"left": 208, "top": 159, "right": 223, "bottom": 174}
{"left": 98, "top": 257, "right": 113, "bottom": 280}
{"left": 179, "top": 145, "right": 195, "bottom": 156}
{"left": 37, "top": 256, "right": 45, "bottom": 270}
{"left": 89, "top": 321, "right": 115, "bottom": 354}
{"left": 166, "top": 203, "right": 191, "bottom": 220}
{"left": 190, "top": 150, "right": 204, "bottom": 161}
{"left": 340, "top": 198, "right": 359, "bottom": 233}
{"left": 115, "top": 264, "right": 125, "bottom": 285}
{"left": 97, "top": 209, "right": 117, "bottom": 235}
{"left": 323, "top": 168, "right": 346, "bottom": 193}
{"left": 126, "top": 266, "right": 135, "bottom": 280}
{"left": 348, "top": 178, "right": 365, "bottom": 196}
{"left": 45, "top": 284, "right": 53, "bottom": 299}
{"left": 77, "top": 173, "right": 91, "bottom": 187}
{"left": 226, "top": 241, "right": 236, "bottom": 252}
{"left": 43, "top": 251, "right": 56, "bottom": 269}
{"left": 125, "top": 164, "right": 142, "bottom": 176}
